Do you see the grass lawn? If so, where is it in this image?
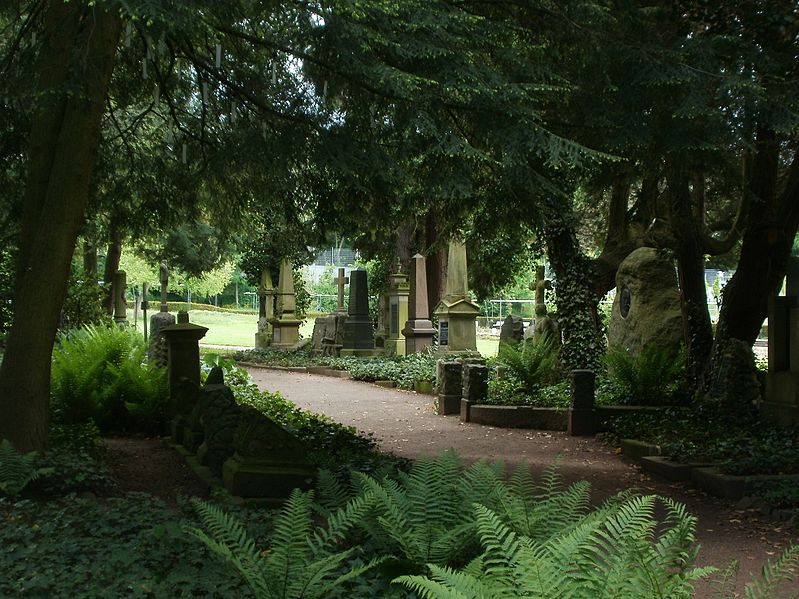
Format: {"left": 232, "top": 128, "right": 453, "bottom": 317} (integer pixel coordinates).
{"left": 127, "top": 308, "right": 499, "bottom": 354}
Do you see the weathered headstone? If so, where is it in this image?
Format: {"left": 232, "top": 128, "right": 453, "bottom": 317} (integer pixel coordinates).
{"left": 113, "top": 270, "right": 128, "bottom": 326}
{"left": 341, "top": 268, "right": 377, "bottom": 356}
{"left": 402, "top": 253, "right": 436, "bottom": 354}
{"left": 222, "top": 405, "right": 316, "bottom": 499}
{"left": 310, "top": 313, "right": 347, "bottom": 356}
{"left": 607, "top": 248, "right": 682, "bottom": 355}
{"left": 433, "top": 239, "right": 480, "bottom": 353}
{"left": 269, "top": 258, "right": 302, "bottom": 347}
{"left": 255, "top": 269, "right": 274, "bottom": 349}
{"left": 499, "top": 314, "right": 525, "bottom": 346}
{"left": 148, "top": 262, "right": 176, "bottom": 366}
{"left": 383, "top": 261, "right": 409, "bottom": 356}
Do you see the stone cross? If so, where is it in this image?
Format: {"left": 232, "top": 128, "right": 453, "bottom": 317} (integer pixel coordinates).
{"left": 159, "top": 261, "right": 169, "bottom": 312}
{"left": 334, "top": 267, "right": 349, "bottom": 313}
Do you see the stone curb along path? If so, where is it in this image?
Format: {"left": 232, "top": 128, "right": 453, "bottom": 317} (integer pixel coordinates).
{"left": 244, "top": 366, "right": 798, "bottom": 598}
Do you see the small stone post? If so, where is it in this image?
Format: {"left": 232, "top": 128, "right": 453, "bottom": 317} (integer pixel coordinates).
{"left": 568, "top": 369, "right": 597, "bottom": 436}
{"left": 460, "top": 362, "right": 488, "bottom": 422}
{"left": 113, "top": 270, "right": 128, "bottom": 326}
{"left": 436, "top": 360, "right": 463, "bottom": 415}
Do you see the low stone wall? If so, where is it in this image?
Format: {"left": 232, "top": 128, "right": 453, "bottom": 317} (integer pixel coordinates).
{"left": 460, "top": 401, "right": 567, "bottom": 431}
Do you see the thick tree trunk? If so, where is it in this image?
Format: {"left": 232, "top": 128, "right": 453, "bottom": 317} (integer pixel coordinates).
{"left": 705, "top": 133, "right": 799, "bottom": 403}
{"left": 424, "top": 211, "right": 447, "bottom": 311}
{"left": 544, "top": 204, "right": 605, "bottom": 371}
{"left": 0, "top": 1, "right": 122, "bottom": 452}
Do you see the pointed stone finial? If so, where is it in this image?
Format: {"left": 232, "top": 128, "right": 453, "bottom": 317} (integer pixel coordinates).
{"left": 410, "top": 254, "right": 429, "bottom": 320}
{"left": 445, "top": 238, "right": 468, "bottom": 299}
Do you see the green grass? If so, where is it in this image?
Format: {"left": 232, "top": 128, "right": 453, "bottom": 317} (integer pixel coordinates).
{"left": 127, "top": 308, "right": 499, "bottom": 354}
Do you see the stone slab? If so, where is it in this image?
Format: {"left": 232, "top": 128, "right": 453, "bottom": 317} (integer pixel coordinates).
{"left": 467, "top": 404, "right": 567, "bottom": 430}
{"left": 436, "top": 393, "right": 461, "bottom": 415}
{"left": 222, "top": 455, "right": 315, "bottom": 499}
{"left": 620, "top": 438, "right": 661, "bottom": 460}
{"left": 639, "top": 456, "right": 718, "bottom": 483}
{"left": 691, "top": 467, "right": 799, "bottom": 501}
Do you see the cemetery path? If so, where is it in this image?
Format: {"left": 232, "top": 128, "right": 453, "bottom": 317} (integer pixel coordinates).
{"left": 247, "top": 366, "right": 798, "bottom": 598}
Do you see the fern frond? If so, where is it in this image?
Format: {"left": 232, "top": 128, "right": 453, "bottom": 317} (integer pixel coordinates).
{"left": 744, "top": 545, "right": 799, "bottom": 599}
{"left": 0, "top": 439, "right": 52, "bottom": 496}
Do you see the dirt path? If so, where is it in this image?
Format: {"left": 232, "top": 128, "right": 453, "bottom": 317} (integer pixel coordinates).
{"left": 247, "top": 366, "right": 797, "bottom": 598}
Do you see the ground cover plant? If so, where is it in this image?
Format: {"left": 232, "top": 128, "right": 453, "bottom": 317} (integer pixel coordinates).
{"left": 604, "top": 405, "right": 799, "bottom": 477}
{"left": 234, "top": 347, "right": 437, "bottom": 390}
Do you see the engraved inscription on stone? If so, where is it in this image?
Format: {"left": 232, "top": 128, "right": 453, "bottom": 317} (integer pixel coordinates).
{"left": 620, "top": 286, "right": 632, "bottom": 319}
{"left": 439, "top": 320, "right": 449, "bottom": 345}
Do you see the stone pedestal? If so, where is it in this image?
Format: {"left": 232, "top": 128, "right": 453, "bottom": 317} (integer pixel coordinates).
{"left": 403, "top": 254, "right": 436, "bottom": 354}
{"left": 270, "top": 258, "right": 302, "bottom": 348}
{"left": 434, "top": 239, "right": 480, "bottom": 353}
{"left": 462, "top": 362, "right": 488, "bottom": 404}
{"left": 568, "top": 370, "right": 597, "bottom": 436}
{"left": 436, "top": 360, "right": 463, "bottom": 415}
{"left": 161, "top": 311, "right": 208, "bottom": 417}
{"left": 764, "top": 258, "right": 799, "bottom": 424}
{"left": 341, "top": 268, "right": 378, "bottom": 356}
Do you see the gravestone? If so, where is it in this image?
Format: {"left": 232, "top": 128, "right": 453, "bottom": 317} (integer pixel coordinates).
{"left": 764, "top": 257, "right": 799, "bottom": 424}
{"left": 255, "top": 269, "right": 274, "bottom": 349}
{"left": 194, "top": 367, "right": 241, "bottom": 476}
{"left": 383, "top": 260, "right": 409, "bottom": 356}
{"left": 269, "top": 258, "right": 302, "bottom": 347}
{"left": 222, "top": 405, "right": 316, "bottom": 499}
{"left": 113, "top": 270, "right": 128, "bottom": 326}
{"left": 433, "top": 239, "right": 480, "bottom": 353}
{"left": 607, "top": 248, "right": 682, "bottom": 356}
{"left": 402, "top": 254, "right": 436, "bottom": 354}
{"left": 341, "top": 268, "right": 377, "bottom": 356}
{"left": 310, "top": 313, "right": 347, "bottom": 356}
{"left": 149, "top": 262, "right": 176, "bottom": 366}
{"left": 568, "top": 370, "right": 597, "bottom": 436}
{"left": 499, "top": 314, "right": 524, "bottom": 346}
{"left": 462, "top": 362, "right": 488, "bottom": 403}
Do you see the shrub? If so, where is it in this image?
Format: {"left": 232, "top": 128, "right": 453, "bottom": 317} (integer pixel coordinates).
{"left": 50, "top": 324, "right": 167, "bottom": 432}
{"left": 496, "top": 336, "right": 561, "bottom": 393}
{"left": 603, "top": 344, "right": 688, "bottom": 406}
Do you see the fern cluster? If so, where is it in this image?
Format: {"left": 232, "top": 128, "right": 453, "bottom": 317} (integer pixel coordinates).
{"left": 497, "top": 336, "right": 561, "bottom": 394}
{"left": 50, "top": 324, "right": 167, "bottom": 431}
{"left": 603, "top": 344, "right": 687, "bottom": 406}
{"left": 0, "top": 439, "right": 53, "bottom": 496}
{"left": 192, "top": 452, "right": 798, "bottom": 599}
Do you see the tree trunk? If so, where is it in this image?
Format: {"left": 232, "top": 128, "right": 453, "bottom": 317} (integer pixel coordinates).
{"left": 667, "top": 164, "right": 714, "bottom": 387}
{"left": 705, "top": 132, "right": 799, "bottom": 403}
{"left": 544, "top": 203, "right": 605, "bottom": 371}
{"left": 424, "top": 211, "right": 447, "bottom": 311}
{"left": 0, "top": 1, "right": 122, "bottom": 452}
{"left": 83, "top": 239, "right": 98, "bottom": 282}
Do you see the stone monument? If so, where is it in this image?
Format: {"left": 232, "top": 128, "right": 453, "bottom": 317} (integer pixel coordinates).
{"left": 383, "top": 259, "right": 409, "bottom": 356}
{"left": 113, "top": 270, "right": 128, "bottom": 326}
{"left": 160, "top": 311, "right": 208, "bottom": 417}
{"left": 222, "top": 405, "right": 316, "bottom": 500}
{"left": 148, "top": 262, "right": 176, "bottom": 366}
{"left": 532, "top": 265, "right": 560, "bottom": 345}
{"left": 255, "top": 269, "right": 274, "bottom": 349}
{"left": 499, "top": 314, "right": 525, "bottom": 346}
{"left": 764, "top": 257, "right": 799, "bottom": 424}
{"left": 193, "top": 367, "right": 241, "bottom": 476}
{"left": 269, "top": 258, "right": 302, "bottom": 348}
{"left": 433, "top": 239, "right": 480, "bottom": 353}
{"left": 607, "top": 248, "right": 682, "bottom": 356}
{"left": 310, "top": 267, "right": 349, "bottom": 356}
{"left": 341, "top": 268, "right": 377, "bottom": 356}
{"left": 402, "top": 254, "right": 436, "bottom": 354}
